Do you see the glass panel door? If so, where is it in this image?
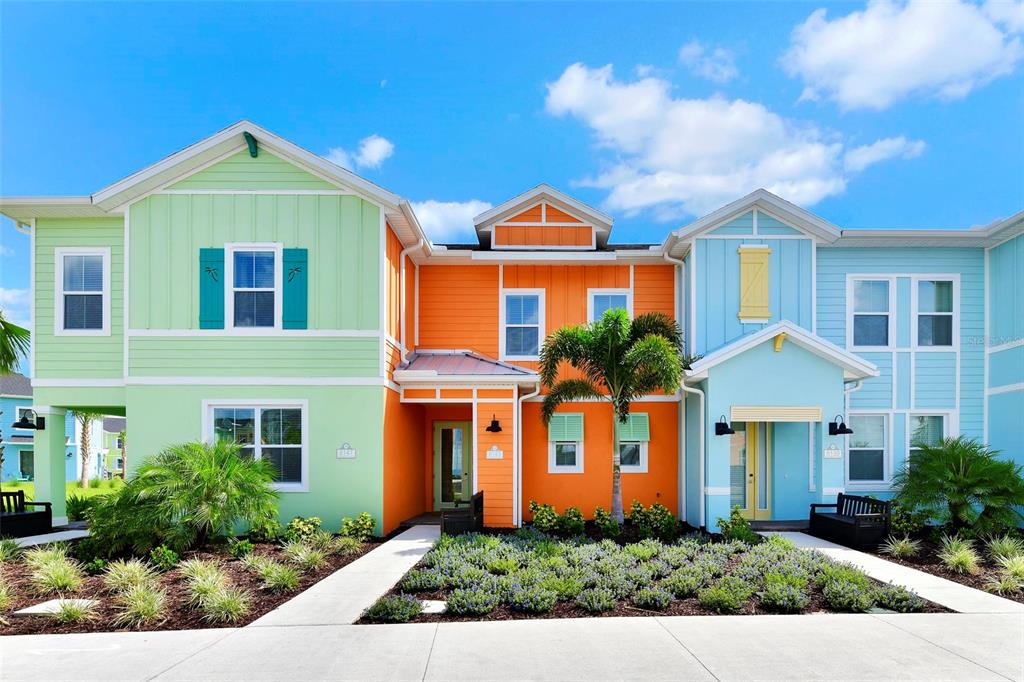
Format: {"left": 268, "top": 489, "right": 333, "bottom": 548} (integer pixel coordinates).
{"left": 729, "top": 423, "right": 772, "bottom": 520}
{"left": 434, "top": 422, "right": 471, "bottom": 509}
{"left": 729, "top": 423, "right": 749, "bottom": 515}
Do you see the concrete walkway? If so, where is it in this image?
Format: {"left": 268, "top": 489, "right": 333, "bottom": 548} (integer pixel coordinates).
{"left": 772, "top": 531, "right": 1024, "bottom": 614}
{"left": 250, "top": 524, "right": 439, "bottom": 626}
{"left": 2, "top": 613, "right": 1020, "bottom": 681}
{"left": 15, "top": 528, "right": 89, "bottom": 548}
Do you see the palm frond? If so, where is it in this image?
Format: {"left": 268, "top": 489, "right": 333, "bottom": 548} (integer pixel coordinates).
{"left": 0, "top": 310, "right": 30, "bottom": 374}
{"left": 538, "top": 325, "right": 592, "bottom": 386}
{"left": 540, "top": 379, "right": 604, "bottom": 424}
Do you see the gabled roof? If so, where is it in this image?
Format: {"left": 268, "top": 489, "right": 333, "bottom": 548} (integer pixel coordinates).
{"left": 0, "top": 373, "right": 32, "bottom": 398}
{"left": 395, "top": 350, "right": 538, "bottom": 384}
{"left": 473, "top": 184, "right": 614, "bottom": 248}
{"left": 832, "top": 209, "right": 1024, "bottom": 248}
{"left": 685, "top": 321, "right": 879, "bottom": 382}
{"left": 103, "top": 417, "right": 126, "bottom": 433}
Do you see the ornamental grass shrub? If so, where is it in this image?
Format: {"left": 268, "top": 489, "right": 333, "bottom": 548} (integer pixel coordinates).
{"left": 363, "top": 594, "right": 422, "bottom": 622}
{"left": 880, "top": 536, "right": 921, "bottom": 559}
{"left": 446, "top": 587, "right": 499, "bottom": 615}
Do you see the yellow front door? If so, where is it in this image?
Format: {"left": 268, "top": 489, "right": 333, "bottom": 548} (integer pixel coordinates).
{"left": 728, "top": 422, "right": 772, "bottom": 520}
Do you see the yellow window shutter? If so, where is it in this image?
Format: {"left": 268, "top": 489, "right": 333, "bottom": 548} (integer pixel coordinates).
{"left": 738, "top": 245, "right": 771, "bottom": 320}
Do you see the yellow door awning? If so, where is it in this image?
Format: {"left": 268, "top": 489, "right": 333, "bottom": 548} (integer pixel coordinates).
{"left": 730, "top": 406, "right": 822, "bottom": 422}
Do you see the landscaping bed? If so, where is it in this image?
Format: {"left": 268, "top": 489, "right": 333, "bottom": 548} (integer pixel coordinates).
{"left": 360, "top": 528, "right": 947, "bottom": 624}
{"left": 0, "top": 534, "right": 379, "bottom": 636}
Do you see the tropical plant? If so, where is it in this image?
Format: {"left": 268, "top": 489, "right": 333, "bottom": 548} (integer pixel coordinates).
{"left": 283, "top": 516, "right": 321, "bottom": 543}
{"left": 938, "top": 535, "right": 981, "bottom": 574}
{"left": 51, "top": 600, "right": 96, "bottom": 624}
{"left": 893, "top": 437, "right": 1024, "bottom": 536}
{"left": 0, "top": 538, "right": 21, "bottom": 563}
{"left": 880, "top": 535, "right": 921, "bottom": 559}
{"left": 986, "top": 534, "right": 1024, "bottom": 562}
{"left": 339, "top": 512, "right": 376, "bottom": 541}
{"left": 70, "top": 410, "right": 104, "bottom": 488}
{"left": 149, "top": 545, "right": 179, "bottom": 571}
{"left": 716, "top": 506, "right": 760, "bottom": 544}
{"left": 201, "top": 587, "right": 251, "bottom": 623}
{"left": 113, "top": 585, "right": 167, "bottom": 628}
{"left": 594, "top": 506, "right": 620, "bottom": 538}
{"left": 103, "top": 559, "right": 159, "bottom": 594}
{"left": 539, "top": 309, "right": 691, "bottom": 521}
{"left": 30, "top": 557, "right": 85, "bottom": 594}
{"left": 118, "top": 429, "right": 128, "bottom": 481}
{"left": 0, "top": 310, "right": 30, "bottom": 375}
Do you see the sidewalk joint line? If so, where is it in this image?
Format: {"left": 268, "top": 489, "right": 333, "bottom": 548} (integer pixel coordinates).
{"left": 142, "top": 628, "right": 240, "bottom": 682}
{"left": 653, "top": 616, "right": 721, "bottom": 682}
{"left": 420, "top": 622, "right": 441, "bottom": 682}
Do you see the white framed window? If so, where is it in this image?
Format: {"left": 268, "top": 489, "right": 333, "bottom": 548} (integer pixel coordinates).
{"left": 203, "top": 399, "right": 308, "bottom": 492}
{"left": 115, "top": 437, "right": 124, "bottom": 450}
{"left": 225, "top": 243, "right": 283, "bottom": 331}
{"left": 619, "top": 441, "right": 648, "bottom": 474}
{"left": 909, "top": 414, "right": 946, "bottom": 457}
{"left": 548, "top": 441, "right": 584, "bottom": 474}
{"left": 846, "top": 414, "right": 889, "bottom": 487}
{"left": 500, "top": 288, "right": 545, "bottom": 360}
{"left": 114, "top": 457, "right": 124, "bottom": 470}
{"left": 848, "top": 278, "right": 892, "bottom": 348}
{"left": 588, "top": 289, "right": 632, "bottom": 322}
{"left": 915, "top": 278, "right": 956, "bottom": 347}
{"left": 55, "top": 247, "right": 110, "bottom": 336}
{"left": 15, "top": 407, "right": 33, "bottom": 429}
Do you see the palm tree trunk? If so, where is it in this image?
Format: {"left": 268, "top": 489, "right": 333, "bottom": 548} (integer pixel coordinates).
{"left": 611, "top": 415, "right": 624, "bottom": 522}
{"left": 120, "top": 430, "right": 128, "bottom": 481}
{"left": 79, "top": 416, "right": 92, "bottom": 488}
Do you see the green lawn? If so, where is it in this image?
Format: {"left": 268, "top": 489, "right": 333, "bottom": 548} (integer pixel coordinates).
{"left": 0, "top": 479, "right": 123, "bottom": 501}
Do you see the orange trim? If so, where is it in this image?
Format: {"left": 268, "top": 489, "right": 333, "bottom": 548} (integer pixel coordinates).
{"left": 440, "top": 388, "right": 474, "bottom": 399}
{"left": 477, "top": 388, "right": 514, "bottom": 399}
{"left": 404, "top": 388, "right": 436, "bottom": 400}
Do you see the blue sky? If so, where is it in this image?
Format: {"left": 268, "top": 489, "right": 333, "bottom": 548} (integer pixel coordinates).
{"left": 2, "top": 1, "right": 1023, "bottom": 342}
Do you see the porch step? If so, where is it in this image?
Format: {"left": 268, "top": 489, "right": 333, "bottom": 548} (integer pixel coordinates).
{"left": 750, "top": 520, "right": 809, "bottom": 532}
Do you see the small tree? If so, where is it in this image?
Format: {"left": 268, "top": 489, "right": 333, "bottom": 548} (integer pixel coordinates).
{"left": 539, "top": 309, "right": 692, "bottom": 522}
{"left": 72, "top": 410, "right": 104, "bottom": 487}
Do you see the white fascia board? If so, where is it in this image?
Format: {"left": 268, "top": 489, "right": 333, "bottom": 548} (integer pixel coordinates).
{"left": 672, "top": 189, "right": 841, "bottom": 243}
{"left": 471, "top": 251, "right": 617, "bottom": 262}
{"left": 394, "top": 371, "right": 538, "bottom": 384}
{"left": 473, "top": 183, "right": 613, "bottom": 230}
{"left": 0, "top": 197, "right": 109, "bottom": 223}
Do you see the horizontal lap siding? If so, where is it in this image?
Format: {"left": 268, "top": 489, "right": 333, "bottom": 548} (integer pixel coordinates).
{"left": 476, "top": 402, "right": 515, "bottom": 527}
{"left": 167, "top": 150, "right": 336, "bottom": 190}
{"left": 915, "top": 353, "right": 956, "bottom": 408}
{"left": 128, "top": 337, "right": 380, "bottom": 376}
{"left": 493, "top": 225, "right": 591, "bottom": 247}
{"left": 633, "top": 265, "right": 675, "bottom": 318}
{"left": 386, "top": 226, "right": 402, "bottom": 340}
{"left": 34, "top": 218, "right": 125, "bottom": 379}
{"left": 989, "top": 235, "right": 1023, "bottom": 346}
{"left": 418, "top": 265, "right": 499, "bottom": 357}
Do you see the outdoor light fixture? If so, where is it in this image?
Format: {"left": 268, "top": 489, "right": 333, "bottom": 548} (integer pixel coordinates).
{"left": 714, "top": 415, "right": 735, "bottom": 436}
{"left": 828, "top": 414, "right": 854, "bottom": 436}
{"left": 485, "top": 415, "right": 502, "bottom": 433}
{"left": 11, "top": 410, "right": 44, "bottom": 431}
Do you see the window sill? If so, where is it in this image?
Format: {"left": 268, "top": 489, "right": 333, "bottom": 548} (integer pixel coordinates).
{"left": 547, "top": 468, "right": 584, "bottom": 475}
{"left": 272, "top": 483, "right": 309, "bottom": 493}
{"left": 845, "top": 481, "right": 890, "bottom": 490}
{"left": 55, "top": 329, "right": 111, "bottom": 337}
{"left": 621, "top": 467, "right": 648, "bottom": 474}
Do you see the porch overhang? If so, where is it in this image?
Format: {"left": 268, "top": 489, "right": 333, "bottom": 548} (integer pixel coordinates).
{"left": 395, "top": 349, "right": 539, "bottom": 402}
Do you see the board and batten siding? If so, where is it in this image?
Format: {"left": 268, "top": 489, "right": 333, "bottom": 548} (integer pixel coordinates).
{"left": 128, "top": 193, "right": 381, "bottom": 331}
{"left": 167, "top": 150, "right": 336, "bottom": 191}
{"left": 33, "top": 217, "right": 124, "bottom": 379}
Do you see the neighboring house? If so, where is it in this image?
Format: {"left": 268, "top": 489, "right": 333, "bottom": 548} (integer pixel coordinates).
{"left": 2, "top": 121, "right": 1020, "bottom": 531}
{"left": 0, "top": 373, "right": 84, "bottom": 482}
{"left": 102, "top": 416, "right": 126, "bottom": 477}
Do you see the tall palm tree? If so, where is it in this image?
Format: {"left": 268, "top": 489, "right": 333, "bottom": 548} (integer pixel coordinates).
{"left": 118, "top": 428, "right": 128, "bottom": 480}
{"left": 72, "top": 410, "right": 104, "bottom": 487}
{"left": 539, "top": 308, "right": 693, "bottom": 522}
{"left": 0, "top": 310, "right": 30, "bottom": 374}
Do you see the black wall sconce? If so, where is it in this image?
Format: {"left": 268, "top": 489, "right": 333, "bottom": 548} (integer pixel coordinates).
{"left": 828, "top": 414, "right": 854, "bottom": 436}
{"left": 485, "top": 414, "right": 502, "bottom": 433}
{"left": 12, "top": 410, "right": 45, "bottom": 431}
{"left": 714, "top": 415, "right": 735, "bottom": 436}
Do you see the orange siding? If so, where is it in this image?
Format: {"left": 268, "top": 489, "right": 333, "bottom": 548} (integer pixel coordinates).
{"left": 385, "top": 224, "right": 402, "bottom": 339}
{"left": 478, "top": 388, "right": 514, "bottom": 399}
{"left": 440, "top": 388, "right": 474, "bottom": 399}
{"left": 477, "top": 401, "right": 516, "bottom": 527}
{"left": 521, "top": 401, "right": 678, "bottom": 519}
{"left": 634, "top": 264, "right": 675, "bottom": 318}
{"left": 506, "top": 205, "right": 544, "bottom": 222}
{"left": 404, "top": 388, "right": 436, "bottom": 400}
{"left": 405, "top": 258, "right": 416, "bottom": 351}
{"left": 494, "top": 225, "right": 592, "bottom": 247}
{"left": 418, "top": 265, "right": 500, "bottom": 357}
{"left": 382, "top": 390, "right": 426, "bottom": 533}
{"left": 545, "top": 205, "right": 582, "bottom": 223}
{"left": 385, "top": 338, "right": 402, "bottom": 381}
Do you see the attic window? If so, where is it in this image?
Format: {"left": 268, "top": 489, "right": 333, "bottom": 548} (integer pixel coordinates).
{"left": 737, "top": 245, "right": 771, "bottom": 322}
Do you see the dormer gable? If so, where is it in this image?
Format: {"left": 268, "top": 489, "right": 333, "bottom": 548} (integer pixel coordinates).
{"left": 473, "top": 184, "right": 613, "bottom": 250}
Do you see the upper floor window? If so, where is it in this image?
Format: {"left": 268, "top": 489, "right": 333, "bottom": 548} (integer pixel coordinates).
{"left": 589, "top": 289, "right": 631, "bottom": 322}
{"left": 916, "top": 280, "right": 954, "bottom": 347}
{"left": 207, "top": 401, "right": 306, "bottom": 491}
{"left": 847, "top": 414, "right": 887, "bottom": 486}
{"left": 226, "top": 245, "right": 281, "bottom": 330}
{"left": 56, "top": 248, "right": 110, "bottom": 335}
{"left": 502, "top": 289, "right": 544, "bottom": 360}
{"left": 851, "top": 279, "right": 890, "bottom": 347}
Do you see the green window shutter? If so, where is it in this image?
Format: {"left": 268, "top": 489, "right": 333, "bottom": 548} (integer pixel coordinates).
{"left": 619, "top": 414, "right": 650, "bottom": 441}
{"left": 282, "top": 248, "right": 308, "bottom": 329}
{"left": 548, "top": 413, "right": 584, "bottom": 442}
{"left": 199, "top": 248, "right": 225, "bottom": 329}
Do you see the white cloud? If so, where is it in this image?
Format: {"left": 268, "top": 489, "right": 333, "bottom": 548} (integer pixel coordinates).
{"left": 678, "top": 40, "right": 739, "bottom": 83}
{"left": 0, "top": 287, "right": 31, "bottom": 328}
{"left": 0, "top": 244, "right": 13, "bottom": 257}
{"left": 324, "top": 134, "right": 395, "bottom": 171}
{"left": 783, "top": 0, "right": 1023, "bottom": 110}
{"left": 844, "top": 136, "right": 926, "bottom": 173}
{"left": 411, "top": 199, "right": 493, "bottom": 243}
{"left": 545, "top": 62, "right": 924, "bottom": 218}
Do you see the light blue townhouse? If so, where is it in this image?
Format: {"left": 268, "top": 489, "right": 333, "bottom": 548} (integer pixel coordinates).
{"left": 1, "top": 373, "right": 84, "bottom": 483}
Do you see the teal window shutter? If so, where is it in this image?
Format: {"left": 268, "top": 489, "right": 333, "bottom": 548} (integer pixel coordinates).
{"left": 283, "top": 248, "right": 308, "bottom": 329}
{"left": 548, "top": 413, "right": 584, "bottom": 441}
{"left": 199, "top": 248, "right": 224, "bottom": 329}
{"left": 619, "top": 414, "right": 650, "bottom": 441}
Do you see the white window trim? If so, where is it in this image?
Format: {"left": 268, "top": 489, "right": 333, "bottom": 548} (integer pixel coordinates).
{"left": 14, "top": 407, "right": 33, "bottom": 430}
{"left": 846, "top": 275, "right": 894, "bottom": 350}
{"left": 548, "top": 440, "right": 584, "bottom": 474}
{"left": 845, "top": 412, "right": 890, "bottom": 489}
{"left": 912, "top": 275, "right": 960, "bottom": 350}
{"left": 224, "top": 243, "right": 284, "bottom": 333}
{"left": 907, "top": 412, "right": 949, "bottom": 457}
{"left": 499, "top": 288, "right": 546, "bottom": 361}
{"left": 587, "top": 288, "right": 633, "bottom": 322}
{"left": 54, "top": 246, "right": 111, "bottom": 336}
{"left": 201, "top": 398, "right": 309, "bottom": 492}
{"left": 619, "top": 440, "right": 648, "bottom": 474}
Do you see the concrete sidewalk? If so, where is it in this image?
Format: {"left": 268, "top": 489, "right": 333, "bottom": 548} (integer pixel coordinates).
{"left": 2, "top": 613, "right": 1020, "bottom": 681}
{"left": 772, "top": 532, "right": 1024, "bottom": 614}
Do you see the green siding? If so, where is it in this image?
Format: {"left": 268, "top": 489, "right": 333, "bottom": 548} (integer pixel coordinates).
{"left": 129, "top": 193, "right": 380, "bottom": 330}
{"left": 128, "top": 336, "right": 380, "bottom": 377}
{"left": 168, "top": 150, "right": 336, "bottom": 190}
{"left": 34, "top": 218, "right": 124, "bottom": 379}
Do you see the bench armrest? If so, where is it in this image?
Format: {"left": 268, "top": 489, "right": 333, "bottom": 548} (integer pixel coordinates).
{"left": 810, "top": 503, "right": 837, "bottom": 510}
{"left": 23, "top": 501, "right": 52, "bottom": 510}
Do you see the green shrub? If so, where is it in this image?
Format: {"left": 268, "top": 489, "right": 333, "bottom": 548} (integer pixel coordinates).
{"left": 823, "top": 579, "right": 875, "bottom": 612}
{"left": 51, "top": 600, "right": 96, "bottom": 624}
{"left": 283, "top": 516, "right": 322, "bottom": 543}
{"left": 874, "top": 584, "right": 924, "bottom": 613}
{"left": 509, "top": 585, "right": 558, "bottom": 613}
{"left": 259, "top": 561, "right": 301, "bottom": 592}
{"left": 485, "top": 556, "right": 519, "bottom": 575}
{"left": 113, "top": 585, "right": 167, "bottom": 628}
{"left": 594, "top": 506, "right": 620, "bottom": 538}
{"left": 363, "top": 594, "right": 423, "bottom": 622}
{"left": 880, "top": 535, "right": 921, "bottom": 559}
{"left": 83, "top": 558, "right": 108, "bottom": 575}
{"left": 987, "top": 534, "right": 1024, "bottom": 562}
{"left": 624, "top": 538, "right": 662, "bottom": 561}
{"left": 332, "top": 536, "right": 363, "bottom": 556}
{"left": 890, "top": 502, "right": 928, "bottom": 537}
{"left": 984, "top": 573, "right": 1022, "bottom": 596}
{"left": 30, "top": 557, "right": 85, "bottom": 594}
{"left": 187, "top": 571, "right": 229, "bottom": 608}
{"left": 816, "top": 562, "right": 872, "bottom": 591}
{"left": 88, "top": 478, "right": 102, "bottom": 489}
{"left": 201, "top": 587, "right": 252, "bottom": 623}
{"left": 698, "top": 577, "right": 753, "bottom": 614}
{"left": 556, "top": 507, "right": 585, "bottom": 536}
{"left": 446, "top": 587, "right": 500, "bottom": 615}
{"left": 282, "top": 542, "right": 327, "bottom": 572}
{"left": 631, "top": 586, "right": 673, "bottom": 610}
{"left": 248, "top": 515, "right": 281, "bottom": 542}
{"left": 103, "top": 558, "right": 159, "bottom": 594}
{"left": 149, "top": 545, "right": 179, "bottom": 572}
{"left": 998, "top": 555, "right": 1024, "bottom": 581}
{"left": 528, "top": 501, "right": 560, "bottom": 534}
{"left": 305, "top": 531, "right": 338, "bottom": 554}
{"left": 538, "top": 572, "right": 586, "bottom": 601}
{"left": 65, "top": 493, "right": 98, "bottom": 522}
{"left": 894, "top": 437, "right": 1024, "bottom": 537}
{"left": 716, "top": 507, "right": 760, "bottom": 544}
{"left": 938, "top": 535, "right": 981, "bottom": 574}
{"left": 758, "top": 574, "right": 809, "bottom": 613}
{"left": 340, "top": 512, "right": 376, "bottom": 541}
{"left": 628, "top": 501, "right": 679, "bottom": 541}
{"left": 229, "top": 539, "right": 254, "bottom": 558}
{"left": 0, "top": 538, "right": 21, "bottom": 563}
{"left": 575, "top": 587, "right": 617, "bottom": 612}
{"left": 401, "top": 568, "right": 445, "bottom": 592}
{"left": 662, "top": 569, "right": 704, "bottom": 598}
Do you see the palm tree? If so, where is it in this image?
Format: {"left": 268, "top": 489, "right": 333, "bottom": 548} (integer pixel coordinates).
{"left": 72, "top": 410, "right": 104, "bottom": 488}
{"left": 539, "top": 308, "right": 693, "bottom": 522}
{"left": 0, "top": 310, "right": 30, "bottom": 374}
{"left": 118, "top": 428, "right": 128, "bottom": 480}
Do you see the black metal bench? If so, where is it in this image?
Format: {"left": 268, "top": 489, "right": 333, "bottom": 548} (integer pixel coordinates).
{"left": 1, "top": 490, "right": 53, "bottom": 538}
{"left": 441, "top": 491, "right": 484, "bottom": 535}
{"left": 808, "top": 493, "right": 890, "bottom": 549}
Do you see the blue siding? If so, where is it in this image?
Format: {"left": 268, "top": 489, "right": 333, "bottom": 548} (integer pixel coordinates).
{"left": 989, "top": 234, "right": 1023, "bottom": 346}
{"left": 896, "top": 277, "right": 912, "bottom": 346}
{"left": 758, "top": 214, "right": 802, "bottom": 236}
{"left": 915, "top": 353, "right": 957, "bottom": 408}
{"left": 896, "top": 352, "right": 911, "bottom": 408}
{"left": 851, "top": 352, "right": 892, "bottom": 408}
{"left": 989, "top": 391, "right": 1024, "bottom": 466}
{"left": 989, "top": 346, "right": 1024, "bottom": 387}
{"left": 708, "top": 211, "right": 753, "bottom": 235}
{"left": 987, "top": 234, "right": 1023, "bottom": 462}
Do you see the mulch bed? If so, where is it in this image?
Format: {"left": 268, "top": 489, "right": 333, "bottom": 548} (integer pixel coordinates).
{"left": 1, "top": 538, "right": 381, "bottom": 636}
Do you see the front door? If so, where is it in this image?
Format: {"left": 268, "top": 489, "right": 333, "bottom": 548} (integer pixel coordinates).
{"left": 433, "top": 421, "right": 472, "bottom": 509}
{"left": 728, "top": 422, "right": 772, "bottom": 520}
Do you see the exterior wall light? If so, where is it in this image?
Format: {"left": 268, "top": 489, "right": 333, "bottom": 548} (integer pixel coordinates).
{"left": 714, "top": 415, "right": 735, "bottom": 436}
{"left": 828, "top": 414, "right": 854, "bottom": 436}
{"left": 12, "top": 409, "right": 45, "bottom": 431}
{"left": 485, "top": 415, "right": 502, "bottom": 433}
